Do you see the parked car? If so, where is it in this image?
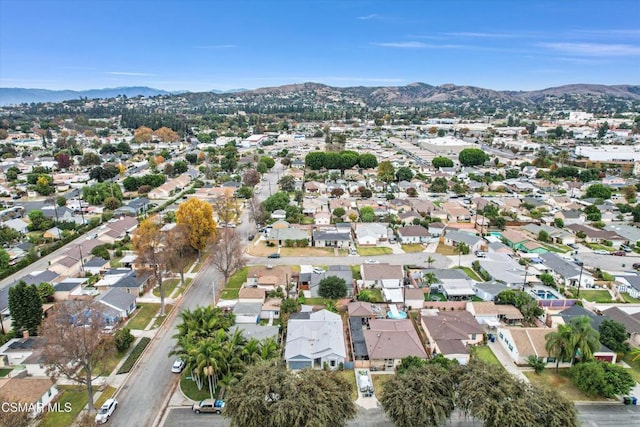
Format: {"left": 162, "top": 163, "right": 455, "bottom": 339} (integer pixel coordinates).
{"left": 568, "top": 243, "right": 579, "bottom": 249}
{"left": 313, "top": 267, "right": 325, "bottom": 274}
{"left": 171, "top": 358, "right": 186, "bottom": 373}
{"left": 267, "top": 253, "right": 280, "bottom": 258}
{"left": 632, "top": 263, "right": 640, "bottom": 270}
{"left": 611, "top": 251, "right": 627, "bottom": 256}
{"left": 621, "top": 245, "right": 632, "bottom": 253}
{"left": 593, "top": 249, "right": 609, "bottom": 255}
{"left": 95, "top": 398, "right": 118, "bottom": 424}
{"left": 101, "top": 325, "right": 115, "bottom": 334}
{"left": 192, "top": 399, "right": 225, "bottom": 414}
{"left": 475, "top": 251, "right": 487, "bottom": 258}
{"left": 365, "top": 259, "right": 380, "bottom": 264}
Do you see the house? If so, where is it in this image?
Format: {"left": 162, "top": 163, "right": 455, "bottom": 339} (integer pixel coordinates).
{"left": 540, "top": 253, "right": 594, "bottom": 290}
{"left": 615, "top": 273, "right": 640, "bottom": 299}
{"left": 53, "top": 278, "right": 86, "bottom": 300}
{"left": 362, "top": 319, "right": 428, "bottom": 370}
{"left": 2, "top": 218, "right": 28, "bottom": 234}
{"left": 0, "top": 377, "right": 58, "bottom": 418}
{"left": 602, "top": 306, "right": 640, "bottom": 346}
{"left": 566, "top": 224, "right": 625, "bottom": 246}
{"left": 442, "top": 201, "right": 471, "bottom": 222}
{"left": 238, "top": 287, "right": 266, "bottom": 303}
{"left": 114, "top": 197, "right": 149, "bottom": 216}
{"left": 43, "top": 226, "right": 63, "bottom": 240}
{"left": 496, "top": 327, "right": 555, "bottom": 365}
{"left": 477, "top": 253, "right": 530, "bottom": 288}
{"left": 233, "top": 302, "right": 262, "bottom": 324}
{"left": 428, "top": 222, "right": 446, "bottom": 237}
{"left": 428, "top": 269, "right": 476, "bottom": 300}
{"left": 285, "top": 310, "right": 346, "bottom": 370}
{"left": 99, "top": 216, "right": 138, "bottom": 244}
{"left": 347, "top": 301, "right": 376, "bottom": 319}
{"left": 148, "top": 173, "right": 191, "bottom": 199}
{"left": 555, "top": 209, "right": 586, "bottom": 225}
{"left": 261, "top": 297, "right": 281, "bottom": 321}
{"left": 421, "top": 310, "right": 484, "bottom": 365}
{"left": 355, "top": 223, "right": 387, "bottom": 246}
{"left": 82, "top": 257, "right": 110, "bottom": 275}
{"left": 361, "top": 263, "right": 404, "bottom": 303}
{"left": 309, "top": 265, "right": 353, "bottom": 298}
{"left": 97, "top": 288, "right": 137, "bottom": 320}
{"left": 443, "top": 230, "right": 484, "bottom": 253}
{"left": 466, "top": 301, "right": 500, "bottom": 326}
{"left": 98, "top": 269, "right": 152, "bottom": 295}
{"left": 271, "top": 209, "right": 287, "bottom": 220}
{"left": 314, "top": 211, "right": 331, "bottom": 225}
{"left": 266, "top": 227, "right": 309, "bottom": 246}
{"left": 397, "top": 225, "right": 429, "bottom": 244}
{"left": 246, "top": 265, "right": 293, "bottom": 291}
{"left": 0, "top": 334, "right": 48, "bottom": 377}
{"left": 312, "top": 229, "right": 351, "bottom": 248}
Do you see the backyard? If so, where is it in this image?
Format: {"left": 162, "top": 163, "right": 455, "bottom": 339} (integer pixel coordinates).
{"left": 574, "top": 289, "right": 614, "bottom": 303}
{"left": 523, "top": 369, "right": 607, "bottom": 402}
{"left": 357, "top": 247, "right": 393, "bottom": 256}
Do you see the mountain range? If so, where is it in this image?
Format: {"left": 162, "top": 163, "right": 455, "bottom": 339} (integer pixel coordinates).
{"left": 1, "top": 83, "right": 639, "bottom": 106}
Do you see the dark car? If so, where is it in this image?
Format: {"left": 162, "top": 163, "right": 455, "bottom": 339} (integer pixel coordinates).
{"left": 611, "top": 251, "right": 627, "bottom": 256}
{"left": 267, "top": 253, "right": 280, "bottom": 258}
{"left": 632, "top": 263, "right": 640, "bottom": 270}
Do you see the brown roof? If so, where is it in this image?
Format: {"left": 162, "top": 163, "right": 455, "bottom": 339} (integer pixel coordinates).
{"left": 347, "top": 301, "right": 375, "bottom": 317}
{"left": 507, "top": 327, "right": 553, "bottom": 358}
{"left": 404, "top": 288, "right": 425, "bottom": 300}
{"left": 247, "top": 265, "right": 292, "bottom": 287}
{"left": 398, "top": 225, "right": 429, "bottom": 237}
{"left": 469, "top": 301, "right": 499, "bottom": 316}
{"left": 361, "top": 264, "right": 404, "bottom": 281}
{"left": 363, "top": 319, "right": 427, "bottom": 359}
{"left": 0, "top": 378, "right": 55, "bottom": 403}
{"left": 435, "top": 339, "right": 469, "bottom": 355}
{"left": 501, "top": 229, "right": 529, "bottom": 244}
{"left": 496, "top": 304, "right": 524, "bottom": 320}
{"left": 238, "top": 287, "right": 266, "bottom": 300}
{"left": 421, "top": 311, "right": 484, "bottom": 340}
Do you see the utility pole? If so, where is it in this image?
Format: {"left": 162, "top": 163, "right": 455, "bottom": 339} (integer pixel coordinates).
{"left": 576, "top": 261, "right": 584, "bottom": 297}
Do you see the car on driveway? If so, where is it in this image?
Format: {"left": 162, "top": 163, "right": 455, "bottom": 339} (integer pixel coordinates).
{"left": 171, "top": 358, "right": 186, "bottom": 373}
{"left": 267, "top": 253, "right": 280, "bottom": 258}
{"left": 313, "top": 267, "right": 325, "bottom": 274}
{"left": 593, "top": 249, "right": 609, "bottom": 255}
{"left": 95, "top": 398, "right": 118, "bottom": 424}
{"left": 192, "top": 399, "right": 225, "bottom": 414}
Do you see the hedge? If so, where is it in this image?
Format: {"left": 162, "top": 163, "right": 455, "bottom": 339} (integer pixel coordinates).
{"left": 117, "top": 337, "right": 151, "bottom": 374}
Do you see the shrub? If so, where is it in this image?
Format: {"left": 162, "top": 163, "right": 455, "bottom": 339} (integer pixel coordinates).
{"left": 117, "top": 337, "right": 151, "bottom": 374}
{"left": 114, "top": 327, "right": 134, "bottom": 352}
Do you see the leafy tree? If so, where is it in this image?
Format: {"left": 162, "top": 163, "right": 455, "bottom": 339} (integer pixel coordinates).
{"left": 0, "top": 225, "right": 21, "bottom": 246}
{"left": 236, "top": 186, "right": 253, "bottom": 199}
{"left": 339, "top": 151, "right": 359, "bottom": 170}
{"left": 305, "top": 151, "right": 326, "bottom": 170}
{"left": 225, "top": 361, "right": 356, "bottom": 427}
{"left": 332, "top": 207, "right": 345, "bottom": 218}
{"left": 103, "top": 196, "right": 121, "bottom": 210}
{"left": 505, "top": 168, "right": 520, "bottom": 179}
{"left": 262, "top": 191, "right": 291, "bottom": 213}
{"left": 571, "top": 361, "right": 634, "bottom": 397}
{"left": 280, "top": 298, "right": 300, "bottom": 315}
{"left": 554, "top": 217, "right": 565, "bottom": 228}
{"left": 133, "top": 216, "right": 170, "bottom": 315}
{"left": 381, "top": 364, "right": 455, "bottom": 427}
{"left": 260, "top": 156, "right": 275, "bottom": 169}
{"left": 114, "top": 328, "right": 134, "bottom": 352}
{"left": 278, "top": 175, "right": 296, "bottom": 192}
{"left": 318, "top": 276, "right": 348, "bottom": 299}
{"left": 37, "top": 282, "right": 55, "bottom": 303}
{"left": 28, "top": 210, "right": 51, "bottom": 231}
{"left": 56, "top": 152, "right": 71, "bottom": 169}
{"left": 173, "top": 160, "right": 188, "bottom": 175}
{"left": 584, "top": 205, "right": 602, "bottom": 221}
{"left": 621, "top": 185, "right": 637, "bottom": 202}
{"left": 431, "top": 156, "right": 453, "bottom": 168}
{"left": 458, "top": 148, "right": 489, "bottom": 166}
{"left": 496, "top": 289, "right": 543, "bottom": 324}
{"left": 396, "top": 166, "right": 414, "bottom": 182}
{"left": 164, "top": 224, "right": 195, "bottom": 287}
{"left": 539, "top": 272, "right": 556, "bottom": 287}
{"left": 176, "top": 198, "right": 216, "bottom": 256}
{"left": 359, "top": 187, "right": 373, "bottom": 198}
{"left": 538, "top": 230, "right": 550, "bottom": 242}
{"left": 358, "top": 153, "right": 378, "bottom": 169}
{"left": 598, "top": 122, "right": 609, "bottom": 139}
{"left": 377, "top": 161, "right": 395, "bottom": 184}
{"left": 155, "top": 126, "right": 179, "bottom": 142}
{"left": 40, "top": 300, "right": 115, "bottom": 414}
{"left": 79, "top": 152, "right": 101, "bottom": 166}
{"left": 585, "top": 184, "right": 612, "bottom": 200}
{"left": 430, "top": 177, "right": 448, "bottom": 193}
{"left": 359, "top": 206, "right": 375, "bottom": 222}
{"left": 455, "top": 242, "right": 469, "bottom": 267}
{"left": 324, "top": 152, "right": 341, "bottom": 169}
{"left": 133, "top": 126, "right": 153, "bottom": 143}
{"left": 598, "top": 319, "right": 630, "bottom": 353}
{"left": 395, "top": 356, "right": 427, "bottom": 375}
{"left": 527, "top": 355, "right": 547, "bottom": 374}
{"left": 242, "top": 169, "right": 261, "bottom": 187}
{"left": 256, "top": 161, "right": 268, "bottom": 174}
{"left": 0, "top": 248, "right": 10, "bottom": 273}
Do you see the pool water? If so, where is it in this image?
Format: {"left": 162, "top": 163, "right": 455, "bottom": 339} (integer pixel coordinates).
{"left": 387, "top": 310, "right": 408, "bottom": 319}
{"left": 534, "top": 290, "right": 558, "bottom": 300}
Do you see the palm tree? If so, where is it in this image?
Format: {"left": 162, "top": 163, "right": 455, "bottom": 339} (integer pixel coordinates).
{"left": 194, "top": 338, "right": 223, "bottom": 399}
{"left": 426, "top": 255, "right": 435, "bottom": 269}
{"left": 423, "top": 272, "right": 438, "bottom": 288}
{"left": 545, "top": 324, "right": 572, "bottom": 373}
{"left": 455, "top": 243, "right": 470, "bottom": 267}
{"left": 631, "top": 347, "right": 640, "bottom": 362}
{"left": 567, "top": 316, "right": 600, "bottom": 365}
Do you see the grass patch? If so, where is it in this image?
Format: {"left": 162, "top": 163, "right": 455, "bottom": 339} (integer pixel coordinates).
{"left": 350, "top": 265, "right": 362, "bottom": 280}
{"left": 280, "top": 247, "right": 335, "bottom": 257}
{"left": 191, "top": 261, "right": 203, "bottom": 273}
{"left": 435, "top": 244, "right": 457, "bottom": 255}
{"left": 117, "top": 337, "right": 151, "bottom": 374}
{"left": 127, "top": 304, "right": 160, "bottom": 330}
{"left": 401, "top": 244, "right": 424, "bottom": 253}
{"left": 541, "top": 244, "right": 569, "bottom": 254}
{"left": 94, "top": 386, "right": 117, "bottom": 409}
{"left": 455, "top": 266, "right": 483, "bottom": 281}
{"left": 587, "top": 243, "right": 614, "bottom": 252}
{"left": 337, "top": 370, "right": 357, "bottom": 401}
{"left": 39, "top": 386, "right": 87, "bottom": 427}
{"left": 371, "top": 374, "right": 393, "bottom": 400}
{"left": 523, "top": 369, "right": 606, "bottom": 401}
{"left": 172, "top": 278, "right": 193, "bottom": 298}
{"left": 152, "top": 304, "right": 174, "bottom": 329}
{"left": 92, "top": 350, "right": 126, "bottom": 376}
{"left": 220, "top": 288, "right": 240, "bottom": 300}
{"left": 153, "top": 278, "right": 180, "bottom": 297}
{"left": 357, "top": 247, "right": 393, "bottom": 256}
{"left": 301, "top": 216, "right": 315, "bottom": 225}
{"left": 227, "top": 267, "right": 249, "bottom": 289}
{"left": 0, "top": 368, "right": 12, "bottom": 377}
{"left": 577, "top": 289, "right": 613, "bottom": 303}
{"left": 621, "top": 293, "right": 640, "bottom": 303}
{"left": 180, "top": 373, "right": 215, "bottom": 401}
{"left": 472, "top": 345, "right": 503, "bottom": 369}
{"left": 622, "top": 353, "right": 640, "bottom": 383}
{"left": 425, "top": 292, "right": 445, "bottom": 302}
{"left": 109, "top": 257, "right": 122, "bottom": 268}
{"left": 246, "top": 240, "right": 277, "bottom": 257}
{"left": 302, "top": 297, "right": 330, "bottom": 305}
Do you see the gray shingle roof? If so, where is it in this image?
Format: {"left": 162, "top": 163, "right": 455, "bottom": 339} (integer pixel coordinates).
{"left": 97, "top": 288, "right": 136, "bottom": 311}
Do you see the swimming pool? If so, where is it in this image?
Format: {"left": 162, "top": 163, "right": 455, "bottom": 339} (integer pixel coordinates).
{"left": 533, "top": 290, "right": 558, "bottom": 300}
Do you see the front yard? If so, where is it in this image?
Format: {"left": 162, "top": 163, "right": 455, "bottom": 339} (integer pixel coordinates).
{"left": 523, "top": 369, "right": 607, "bottom": 401}
{"left": 357, "top": 247, "right": 393, "bottom": 256}
{"left": 221, "top": 267, "right": 248, "bottom": 300}
{"left": 127, "top": 303, "right": 161, "bottom": 330}
{"left": 471, "top": 345, "right": 503, "bottom": 369}
{"left": 370, "top": 373, "right": 393, "bottom": 400}
{"left": 455, "top": 266, "right": 483, "bottom": 282}
{"left": 622, "top": 353, "right": 640, "bottom": 383}
{"left": 435, "top": 243, "right": 457, "bottom": 255}
{"left": 401, "top": 244, "right": 424, "bottom": 253}
{"left": 181, "top": 373, "right": 217, "bottom": 401}
{"left": 39, "top": 386, "right": 87, "bottom": 427}
{"left": 338, "top": 370, "right": 358, "bottom": 401}
{"left": 280, "top": 247, "right": 335, "bottom": 257}
{"left": 153, "top": 278, "right": 180, "bottom": 297}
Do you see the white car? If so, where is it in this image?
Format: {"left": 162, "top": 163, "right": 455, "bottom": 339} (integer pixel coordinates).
{"left": 95, "top": 398, "right": 117, "bottom": 424}
{"left": 313, "top": 267, "right": 325, "bottom": 274}
{"left": 172, "top": 358, "right": 186, "bottom": 373}
{"left": 593, "top": 249, "right": 609, "bottom": 255}
{"left": 365, "top": 259, "right": 380, "bottom": 264}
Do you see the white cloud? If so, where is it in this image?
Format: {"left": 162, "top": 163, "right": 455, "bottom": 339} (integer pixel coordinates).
{"left": 357, "top": 14, "right": 379, "bottom": 20}
{"left": 106, "top": 71, "right": 155, "bottom": 76}
{"left": 540, "top": 42, "right": 640, "bottom": 56}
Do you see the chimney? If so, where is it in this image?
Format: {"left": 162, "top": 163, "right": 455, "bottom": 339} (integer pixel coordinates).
{"left": 23, "top": 330, "right": 29, "bottom": 339}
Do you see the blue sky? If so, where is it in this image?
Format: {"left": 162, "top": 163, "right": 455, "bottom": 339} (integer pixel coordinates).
{"left": 1, "top": 0, "right": 639, "bottom": 92}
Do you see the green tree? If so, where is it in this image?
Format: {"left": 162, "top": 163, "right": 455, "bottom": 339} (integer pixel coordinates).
{"left": 28, "top": 210, "right": 51, "bottom": 231}
{"left": 278, "top": 175, "right": 296, "bottom": 192}
{"left": 0, "top": 226, "right": 21, "bottom": 246}
{"left": 332, "top": 207, "right": 345, "bottom": 219}
{"left": 359, "top": 206, "right": 375, "bottom": 222}
{"left": 225, "top": 361, "right": 357, "bottom": 427}
{"left": 554, "top": 217, "right": 565, "bottom": 228}
{"left": 377, "top": 161, "right": 395, "bottom": 185}
{"left": 262, "top": 191, "right": 291, "bottom": 213}
{"left": 358, "top": 153, "right": 378, "bottom": 169}
{"left": 538, "top": 230, "right": 550, "bottom": 242}
{"left": 598, "top": 319, "right": 630, "bottom": 353}
{"left": 318, "top": 276, "right": 348, "bottom": 299}
{"left": 585, "top": 184, "right": 612, "bottom": 200}
{"left": 584, "top": 205, "right": 602, "bottom": 221}
{"left": 539, "top": 273, "right": 556, "bottom": 287}
{"left": 458, "top": 148, "right": 489, "bottom": 166}
{"left": 8, "top": 281, "right": 43, "bottom": 336}
{"left": 381, "top": 364, "right": 455, "bottom": 427}
{"left": 103, "top": 196, "right": 121, "bottom": 210}
{"left": 598, "top": 122, "right": 609, "bottom": 139}
{"left": 396, "top": 166, "right": 414, "bottom": 182}
{"left": 37, "top": 282, "right": 55, "bottom": 303}
{"left": 0, "top": 247, "right": 10, "bottom": 271}
{"left": 431, "top": 156, "right": 453, "bottom": 168}
{"left": 527, "top": 355, "right": 547, "bottom": 374}
{"left": 114, "top": 328, "right": 134, "bottom": 352}
{"left": 455, "top": 242, "right": 469, "bottom": 267}
{"left": 571, "top": 361, "right": 634, "bottom": 397}
{"left": 395, "top": 356, "right": 427, "bottom": 375}
{"left": 430, "top": 177, "right": 448, "bottom": 193}
{"left": 305, "top": 151, "right": 325, "bottom": 170}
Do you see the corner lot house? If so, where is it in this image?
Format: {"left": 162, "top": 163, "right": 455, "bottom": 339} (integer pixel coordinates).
{"left": 285, "top": 310, "right": 346, "bottom": 370}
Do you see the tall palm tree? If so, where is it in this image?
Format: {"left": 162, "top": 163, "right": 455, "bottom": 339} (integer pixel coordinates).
{"left": 194, "top": 338, "right": 223, "bottom": 399}
{"left": 567, "top": 316, "right": 600, "bottom": 365}
{"left": 545, "top": 324, "right": 572, "bottom": 373}
{"left": 455, "top": 243, "right": 470, "bottom": 267}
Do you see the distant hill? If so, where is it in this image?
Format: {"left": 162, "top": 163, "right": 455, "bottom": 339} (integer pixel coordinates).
{"left": 0, "top": 86, "right": 187, "bottom": 105}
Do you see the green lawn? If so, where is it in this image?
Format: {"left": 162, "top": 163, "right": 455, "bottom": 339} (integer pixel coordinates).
{"left": 435, "top": 244, "right": 457, "bottom": 255}
{"left": 172, "top": 278, "right": 193, "bottom": 298}
{"left": 153, "top": 278, "right": 180, "bottom": 297}
{"left": 110, "top": 256, "right": 123, "bottom": 268}
{"left": 0, "top": 368, "right": 12, "bottom": 377}
{"left": 191, "top": 261, "right": 203, "bottom": 273}
{"left": 303, "top": 298, "right": 330, "bottom": 305}
{"left": 357, "top": 247, "right": 393, "bottom": 256}
{"left": 152, "top": 304, "right": 174, "bottom": 329}
{"left": 220, "top": 288, "right": 240, "bottom": 299}
{"left": 455, "top": 266, "right": 483, "bottom": 281}
{"left": 524, "top": 369, "right": 606, "bottom": 401}
{"left": 350, "top": 265, "right": 362, "bottom": 280}
{"left": 425, "top": 292, "right": 445, "bottom": 302}
{"left": 472, "top": 345, "right": 503, "bottom": 369}
{"left": 227, "top": 267, "right": 249, "bottom": 289}
{"left": 94, "top": 386, "right": 117, "bottom": 408}
{"left": 338, "top": 370, "right": 357, "bottom": 401}
{"left": 577, "top": 289, "right": 613, "bottom": 303}
{"left": 622, "top": 353, "right": 640, "bottom": 383}
{"left": 39, "top": 386, "right": 88, "bottom": 427}
{"left": 401, "top": 244, "right": 424, "bottom": 253}
{"left": 181, "top": 373, "right": 216, "bottom": 401}
{"left": 587, "top": 243, "right": 614, "bottom": 252}
{"left": 127, "top": 304, "right": 161, "bottom": 330}
{"left": 621, "top": 293, "right": 640, "bottom": 303}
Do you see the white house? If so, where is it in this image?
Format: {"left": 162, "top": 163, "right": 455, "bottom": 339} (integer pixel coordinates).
{"left": 285, "top": 310, "right": 346, "bottom": 370}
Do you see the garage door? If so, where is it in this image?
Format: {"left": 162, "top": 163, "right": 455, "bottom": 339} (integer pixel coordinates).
{"left": 288, "top": 361, "right": 312, "bottom": 370}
